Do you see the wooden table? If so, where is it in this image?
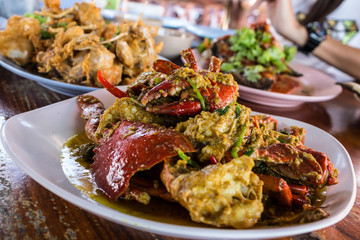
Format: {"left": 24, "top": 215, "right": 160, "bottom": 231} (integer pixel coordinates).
{"left": 0, "top": 64, "right": 359, "bottom": 240}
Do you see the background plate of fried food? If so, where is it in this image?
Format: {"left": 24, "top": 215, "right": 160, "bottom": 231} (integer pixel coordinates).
{"left": 0, "top": 1, "right": 164, "bottom": 96}
{"left": 1, "top": 88, "right": 355, "bottom": 240}
{"left": 0, "top": 54, "right": 99, "bottom": 96}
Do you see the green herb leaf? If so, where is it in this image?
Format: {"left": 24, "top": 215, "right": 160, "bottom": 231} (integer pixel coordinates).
{"left": 220, "top": 62, "right": 235, "bottom": 72}
{"left": 41, "top": 29, "right": 55, "bottom": 39}
{"left": 284, "top": 46, "right": 297, "bottom": 62}
{"left": 243, "top": 65, "right": 265, "bottom": 82}
{"left": 24, "top": 13, "right": 47, "bottom": 25}
{"left": 187, "top": 77, "right": 206, "bottom": 111}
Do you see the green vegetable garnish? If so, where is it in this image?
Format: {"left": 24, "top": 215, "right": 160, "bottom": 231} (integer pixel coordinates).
{"left": 221, "top": 26, "right": 297, "bottom": 82}
{"left": 57, "top": 22, "right": 68, "bottom": 27}
{"left": 235, "top": 102, "right": 242, "bottom": 118}
{"left": 41, "top": 30, "right": 55, "bottom": 39}
{"left": 231, "top": 125, "right": 247, "bottom": 158}
{"left": 24, "top": 13, "right": 47, "bottom": 25}
{"left": 280, "top": 131, "right": 290, "bottom": 135}
{"left": 243, "top": 65, "right": 265, "bottom": 82}
{"left": 154, "top": 77, "right": 162, "bottom": 85}
{"left": 215, "top": 105, "right": 230, "bottom": 116}
{"left": 178, "top": 149, "right": 196, "bottom": 167}
{"left": 244, "top": 147, "right": 255, "bottom": 156}
{"left": 197, "top": 37, "right": 212, "bottom": 53}
{"left": 128, "top": 92, "right": 137, "bottom": 99}
{"left": 187, "top": 77, "right": 206, "bottom": 111}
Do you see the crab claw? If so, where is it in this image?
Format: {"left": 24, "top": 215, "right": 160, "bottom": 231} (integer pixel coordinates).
{"left": 97, "top": 70, "right": 129, "bottom": 99}
{"left": 91, "top": 120, "right": 194, "bottom": 201}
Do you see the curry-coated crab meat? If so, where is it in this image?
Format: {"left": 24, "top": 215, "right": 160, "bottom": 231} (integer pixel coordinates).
{"left": 97, "top": 48, "right": 239, "bottom": 116}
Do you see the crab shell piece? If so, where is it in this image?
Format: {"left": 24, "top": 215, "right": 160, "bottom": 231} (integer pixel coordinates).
{"left": 142, "top": 49, "right": 239, "bottom": 116}
{"left": 257, "top": 143, "right": 338, "bottom": 188}
{"left": 97, "top": 48, "right": 239, "bottom": 116}
{"left": 91, "top": 119, "right": 194, "bottom": 201}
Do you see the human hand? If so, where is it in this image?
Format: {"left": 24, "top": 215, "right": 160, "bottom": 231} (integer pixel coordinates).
{"left": 249, "top": 0, "right": 307, "bottom": 46}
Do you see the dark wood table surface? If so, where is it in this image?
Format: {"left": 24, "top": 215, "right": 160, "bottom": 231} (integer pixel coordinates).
{"left": 0, "top": 64, "right": 359, "bottom": 240}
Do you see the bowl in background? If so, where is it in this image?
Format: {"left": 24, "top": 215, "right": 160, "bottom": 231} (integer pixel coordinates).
{"left": 154, "top": 27, "right": 195, "bottom": 59}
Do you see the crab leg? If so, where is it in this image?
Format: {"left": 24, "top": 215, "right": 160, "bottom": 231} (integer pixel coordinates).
{"left": 180, "top": 48, "right": 197, "bottom": 71}
{"left": 146, "top": 100, "right": 202, "bottom": 116}
{"left": 292, "top": 194, "right": 311, "bottom": 207}
{"left": 77, "top": 95, "right": 105, "bottom": 142}
{"left": 208, "top": 83, "right": 238, "bottom": 111}
{"left": 152, "top": 59, "right": 180, "bottom": 75}
{"left": 288, "top": 183, "right": 308, "bottom": 196}
{"left": 97, "top": 70, "right": 129, "bottom": 99}
{"left": 140, "top": 79, "right": 190, "bottom": 105}
{"left": 208, "top": 56, "right": 222, "bottom": 73}
{"left": 257, "top": 174, "right": 292, "bottom": 207}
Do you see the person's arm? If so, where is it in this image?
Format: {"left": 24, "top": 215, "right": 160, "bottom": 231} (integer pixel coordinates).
{"left": 255, "top": 0, "right": 360, "bottom": 80}
{"left": 312, "top": 38, "right": 360, "bottom": 80}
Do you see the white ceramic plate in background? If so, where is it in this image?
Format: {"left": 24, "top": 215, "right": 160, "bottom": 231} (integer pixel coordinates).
{"left": 237, "top": 63, "right": 343, "bottom": 107}
{"left": 0, "top": 55, "right": 166, "bottom": 96}
{"left": 1, "top": 88, "right": 355, "bottom": 239}
{"left": 154, "top": 28, "right": 195, "bottom": 59}
{"left": 0, "top": 55, "right": 98, "bottom": 96}
{"left": 185, "top": 24, "right": 236, "bottom": 39}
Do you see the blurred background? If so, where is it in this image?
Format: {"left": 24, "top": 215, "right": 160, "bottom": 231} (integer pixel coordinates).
{"left": 0, "top": 0, "right": 268, "bottom": 30}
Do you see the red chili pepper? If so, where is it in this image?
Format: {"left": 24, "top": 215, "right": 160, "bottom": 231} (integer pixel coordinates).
{"left": 254, "top": 115, "right": 259, "bottom": 128}
{"left": 210, "top": 155, "right": 217, "bottom": 164}
{"left": 97, "top": 70, "right": 129, "bottom": 99}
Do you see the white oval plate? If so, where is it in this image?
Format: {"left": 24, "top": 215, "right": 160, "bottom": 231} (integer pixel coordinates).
{"left": 1, "top": 88, "right": 356, "bottom": 240}
{"left": 0, "top": 55, "right": 165, "bottom": 96}
{"left": 185, "top": 24, "right": 236, "bottom": 39}
{"left": 238, "top": 63, "right": 343, "bottom": 107}
{"left": 0, "top": 55, "right": 98, "bottom": 96}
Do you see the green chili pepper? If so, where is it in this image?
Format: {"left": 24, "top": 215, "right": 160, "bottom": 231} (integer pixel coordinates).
{"left": 235, "top": 102, "right": 242, "bottom": 118}
{"left": 244, "top": 147, "right": 254, "bottom": 156}
{"left": 215, "top": 105, "right": 230, "bottom": 116}
{"left": 231, "top": 125, "right": 247, "bottom": 158}
{"left": 187, "top": 77, "right": 206, "bottom": 111}
{"left": 128, "top": 92, "right": 137, "bottom": 99}
{"left": 280, "top": 131, "right": 290, "bottom": 135}
{"left": 277, "top": 138, "right": 287, "bottom": 143}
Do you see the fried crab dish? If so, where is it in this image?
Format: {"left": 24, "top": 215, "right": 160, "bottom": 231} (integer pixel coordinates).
{"left": 0, "top": 0, "right": 162, "bottom": 86}
{"left": 62, "top": 49, "right": 338, "bottom": 229}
